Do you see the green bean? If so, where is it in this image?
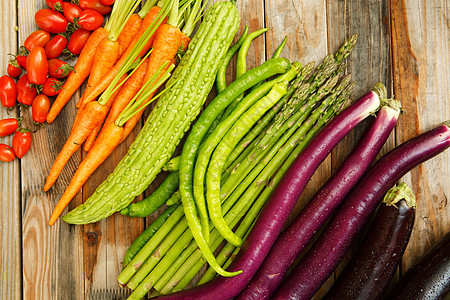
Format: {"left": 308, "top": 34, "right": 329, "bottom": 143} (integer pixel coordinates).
{"left": 122, "top": 204, "right": 178, "bottom": 269}
{"left": 120, "top": 172, "right": 179, "bottom": 218}
{"left": 206, "top": 81, "right": 288, "bottom": 246}
{"left": 178, "top": 57, "right": 291, "bottom": 278}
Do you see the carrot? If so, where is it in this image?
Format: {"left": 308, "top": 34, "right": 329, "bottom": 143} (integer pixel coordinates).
{"left": 171, "top": 32, "right": 191, "bottom": 65}
{"left": 44, "top": 101, "right": 109, "bottom": 191}
{"left": 49, "top": 122, "right": 125, "bottom": 225}
{"left": 117, "top": 14, "right": 142, "bottom": 57}
{"left": 121, "top": 23, "right": 181, "bottom": 141}
{"left": 84, "top": 73, "right": 128, "bottom": 152}
{"left": 79, "top": 6, "right": 166, "bottom": 107}
{"left": 46, "top": 27, "right": 108, "bottom": 124}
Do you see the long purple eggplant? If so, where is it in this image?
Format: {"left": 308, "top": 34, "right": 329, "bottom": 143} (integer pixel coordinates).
{"left": 325, "top": 182, "right": 416, "bottom": 300}
{"left": 387, "top": 231, "right": 450, "bottom": 299}
{"left": 154, "top": 87, "right": 381, "bottom": 300}
{"left": 238, "top": 98, "right": 401, "bottom": 300}
{"left": 272, "top": 121, "right": 450, "bottom": 300}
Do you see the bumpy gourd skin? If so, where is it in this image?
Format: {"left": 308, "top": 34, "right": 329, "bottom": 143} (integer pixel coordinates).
{"left": 63, "top": 1, "right": 241, "bottom": 224}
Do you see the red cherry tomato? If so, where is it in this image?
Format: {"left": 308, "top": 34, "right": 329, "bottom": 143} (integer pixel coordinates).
{"left": 62, "top": 2, "right": 83, "bottom": 23}
{"left": 35, "top": 9, "right": 68, "bottom": 34}
{"left": 79, "top": 0, "right": 112, "bottom": 15}
{"left": 77, "top": 9, "right": 104, "bottom": 31}
{"left": 0, "top": 144, "right": 15, "bottom": 162}
{"left": 7, "top": 60, "right": 22, "bottom": 78}
{"left": 12, "top": 129, "right": 32, "bottom": 159}
{"left": 0, "top": 117, "right": 22, "bottom": 137}
{"left": 67, "top": 28, "right": 91, "bottom": 55}
{"left": 32, "top": 94, "right": 51, "bottom": 123}
{"left": 100, "top": 0, "right": 114, "bottom": 6}
{"left": 42, "top": 78, "right": 63, "bottom": 96}
{"left": 48, "top": 58, "right": 74, "bottom": 78}
{"left": 45, "top": 35, "right": 68, "bottom": 58}
{"left": 24, "top": 30, "right": 51, "bottom": 51}
{"left": 0, "top": 75, "right": 17, "bottom": 108}
{"left": 26, "top": 46, "right": 48, "bottom": 85}
{"left": 16, "top": 75, "right": 37, "bottom": 106}
{"left": 46, "top": 0, "right": 64, "bottom": 12}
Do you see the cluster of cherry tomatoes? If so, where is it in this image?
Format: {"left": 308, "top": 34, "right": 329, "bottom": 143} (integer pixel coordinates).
{"left": 0, "top": 0, "right": 114, "bottom": 162}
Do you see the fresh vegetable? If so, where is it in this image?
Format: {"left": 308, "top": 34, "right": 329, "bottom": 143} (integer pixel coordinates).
{"left": 26, "top": 46, "right": 48, "bottom": 85}
{"left": 35, "top": 9, "right": 68, "bottom": 34}
{"left": 0, "top": 117, "right": 22, "bottom": 137}
{"left": 76, "top": 9, "right": 104, "bottom": 31}
{"left": 48, "top": 59, "right": 74, "bottom": 79}
{"left": 45, "top": 35, "right": 68, "bottom": 58}
{"left": 387, "top": 230, "right": 450, "bottom": 299}
{"left": 12, "top": 129, "right": 32, "bottom": 159}
{"left": 62, "top": 2, "right": 83, "bottom": 23}
{"left": 325, "top": 183, "right": 416, "bottom": 300}
{"left": 160, "top": 89, "right": 380, "bottom": 300}
{"left": 46, "top": 0, "right": 63, "bottom": 12}
{"left": 0, "top": 75, "right": 17, "bottom": 108}
{"left": 79, "top": 0, "right": 112, "bottom": 15}
{"left": 239, "top": 91, "right": 401, "bottom": 300}
{"left": 122, "top": 204, "right": 179, "bottom": 269}
{"left": 16, "top": 74, "right": 37, "bottom": 106}
{"left": 101, "top": 0, "right": 114, "bottom": 6}
{"left": 121, "top": 172, "right": 179, "bottom": 218}
{"left": 116, "top": 14, "right": 142, "bottom": 57}
{"left": 16, "top": 47, "right": 28, "bottom": 68}
{"left": 273, "top": 122, "right": 450, "bottom": 300}
{"left": 32, "top": 94, "right": 51, "bottom": 123}
{"left": 24, "top": 30, "right": 51, "bottom": 51}
{"left": 7, "top": 60, "right": 22, "bottom": 78}
{"left": 67, "top": 28, "right": 91, "bottom": 56}
{"left": 46, "top": 27, "right": 108, "bottom": 123}
{"left": 0, "top": 144, "right": 15, "bottom": 162}
{"left": 42, "top": 78, "right": 63, "bottom": 97}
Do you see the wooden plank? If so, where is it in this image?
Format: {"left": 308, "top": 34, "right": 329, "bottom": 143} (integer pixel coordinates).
{"left": 17, "top": 1, "right": 85, "bottom": 299}
{"left": 390, "top": 0, "right": 450, "bottom": 274}
{"left": 0, "top": 0, "right": 21, "bottom": 299}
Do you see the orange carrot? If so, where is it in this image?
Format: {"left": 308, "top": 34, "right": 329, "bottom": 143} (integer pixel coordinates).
{"left": 117, "top": 14, "right": 142, "bottom": 57}
{"left": 44, "top": 101, "right": 109, "bottom": 191}
{"left": 122, "top": 23, "right": 181, "bottom": 141}
{"left": 79, "top": 6, "right": 165, "bottom": 106}
{"left": 49, "top": 122, "right": 124, "bottom": 225}
{"left": 46, "top": 28, "right": 108, "bottom": 124}
{"left": 171, "top": 32, "right": 191, "bottom": 64}
{"left": 83, "top": 73, "right": 128, "bottom": 152}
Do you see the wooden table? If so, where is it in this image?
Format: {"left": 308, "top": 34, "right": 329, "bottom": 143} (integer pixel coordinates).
{"left": 1, "top": 0, "right": 449, "bottom": 299}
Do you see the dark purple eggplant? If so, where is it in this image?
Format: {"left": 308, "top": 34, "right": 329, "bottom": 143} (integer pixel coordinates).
{"left": 387, "top": 231, "right": 450, "bottom": 299}
{"left": 272, "top": 122, "right": 450, "bottom": 300}
{"left": 325, "top": 183, "right": 416, "bottom": 300}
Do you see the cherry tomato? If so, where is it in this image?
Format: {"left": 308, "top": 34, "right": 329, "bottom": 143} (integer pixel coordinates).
{"left": 32, "top": 94, "right": 51, "bottom": 123}
{"left": 0, "top": 75, "right": 17, "bottom": 108}
{"left": 45, "top": 35, "right": 68, "bottom": 58}
{"left": 7, "top": 60, "right": 22, "bottom": 78}
{"left": 35, "top": 9, "right": 68, "bottom": 34}
{"left": 67, "top": 28, "right": 91, "bottom": 55}
{"left": 12, "top": 129, "right": 32, "bottom": 159}
{"left": 48, "top": 58, "right": 74, "bottom": 78}
{"left": 63, "top": 2, "right": 83, "bottom": 23}
{"left": 46, "top": 0, "right": 64, "bottom": 12}
{"left": 0, "top": 144, "right": 15, "bottom": 162}
{"left": 17, "top": 75, "right": 37, "bottom": 106}
{"left": 0, "top": 117, "right": 22, "bottom": 137}
{"left": 15, "top": 46, "right": 29, "bottom": 68}
{"left": 26, "top": 46, "right": 48, "bottom": 85}
{"left": 24, "top": 30, "right": 51, "bottom": 51}
{"left": 100, "top": 0, "right": 114, "bottom": 6}
{"left": 79, "top": 0, "right": 112, "bottom": 15}
{"left": 42, "top": 78, "right": 63, "bottom": 96}
{"left": 76, "top": 9, "right": 104, "bottom": 31}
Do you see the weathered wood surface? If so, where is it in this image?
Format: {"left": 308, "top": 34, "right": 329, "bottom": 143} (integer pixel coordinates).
{"left": 0, "top": 0, "right": 448, "bottom": 299}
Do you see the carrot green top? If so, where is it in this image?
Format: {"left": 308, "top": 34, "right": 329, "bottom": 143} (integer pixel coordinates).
{"left": 105, "top": 0, "right": 143, "bottom": 41}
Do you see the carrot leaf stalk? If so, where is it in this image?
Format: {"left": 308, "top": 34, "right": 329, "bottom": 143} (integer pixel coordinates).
{"left": 105, "top": 0, "right": 143, "bottom": 42}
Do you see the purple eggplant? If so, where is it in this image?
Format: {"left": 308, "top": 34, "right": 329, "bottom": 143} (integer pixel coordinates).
{"left": 325, "top": 182, "right": 416, "bottom": 300}
{"left": 387, "top": 231, "right": 450, "bottom": 299}
{"left": 154, "top": 86, "right": 381, "bottom": 299}
{"left": 272, "top": 121, "right": 450, "bottom": 300}
{"left": 238, "top": 98, "right": 401, "bottom": 300}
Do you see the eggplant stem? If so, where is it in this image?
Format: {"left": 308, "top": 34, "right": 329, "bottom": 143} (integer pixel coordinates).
{"left": 383, "top": 182, "right": 416, "bottom": 208}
